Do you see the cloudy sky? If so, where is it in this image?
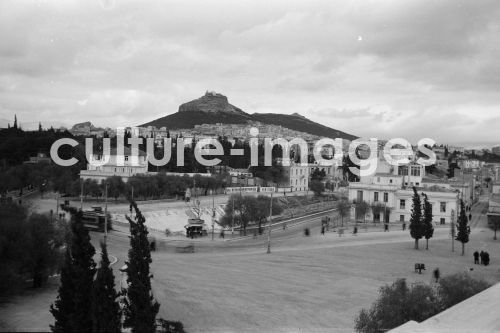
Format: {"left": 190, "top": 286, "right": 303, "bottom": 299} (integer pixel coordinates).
{"left": 0, "top": 0, "right": 499, "bottom": 146}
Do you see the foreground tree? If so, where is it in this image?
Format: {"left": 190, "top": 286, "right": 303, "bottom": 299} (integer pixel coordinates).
{"left": 51, "top": 207, "right": 96, "bottom": 332}
{"left": 354, "top": 279, "right": 439, "bottom": 332}
{"left": 422, "top": 194, "right": 434, "bottom": 250}
{"left": 91, "top": 241, "right": 121, "bottom": 333}
{"left": 27, "top": 213, "right": 59, "bottom": 288}
{"left": 409, "top": 187, "right": 423, "bottom": 249}
{"left": 123, "top": 201, "right": 160, "bottom": 333}
{"left": 355, "top": 273, "right": 490, "bottom": 333}
{"left": 455, "top": 200, "right": 470, "bottom": 255}
{"left": 437, "top": 272, "right": 490, "bottom": 309}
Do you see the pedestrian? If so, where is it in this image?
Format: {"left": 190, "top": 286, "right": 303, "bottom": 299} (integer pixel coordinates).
{"left": 480, "top": 251, "right": 485, "bottom": 265}
{"left": 353, "top": 226, "right": 358, "bottom": 235}
{"left": 220, "top": 229, "right": 225, "bottom": 239}
{"left": 384, "top": 223, "right": 389, "bottom": 232}
{"left": 473, "top": 251, "right": 479, "bottom": 264}
{"left": 484, "top": 252, "right": 490, "bottom": 266}
{"left": 433, "top": 268, "right": 440, "bottom": 283}
{"left": 321, "top": 226, "right": 325, "bottom": 235}
{"left": 402, "top": 222, "right": 406, "bottom": 231}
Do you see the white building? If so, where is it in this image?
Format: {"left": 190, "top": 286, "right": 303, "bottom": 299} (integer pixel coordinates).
{"left": 283, "top": 163, "right": 309, "bottom": 191}
{"left": 348, "top": 158, "right": 460, "bottom": 225}
{"left": 80, "top": 147, "right": 149, "bottom": 183}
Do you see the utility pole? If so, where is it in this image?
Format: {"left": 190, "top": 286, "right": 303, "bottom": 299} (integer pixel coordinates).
{"left": 267, "top": 191, "right": 273, "bottom": 254}
{"left": 104, "top": 182, "right": 108, "bottom": 243}
{"left": 211, "top": 193, "right": 215, "bottom": 241}
{"left": 231, "top": 195, "right": 235, "bottom": 238}
{"left": 451, "top": 209, "right": 455, "bottom": 252}
{"left": 80, "top": 178, "right": 83, "bottom": 210}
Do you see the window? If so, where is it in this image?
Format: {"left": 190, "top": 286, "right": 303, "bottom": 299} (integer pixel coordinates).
{"left": 125, "top": 155, "right": 129, "bottom": 161}
{"left": 377, "top": 177, "right": 380, "bottom": 183}
{"left": 374, "top": 192, "right": 379, "bottom": 202}
{"left": 390, "top": 179, "right": 393, "bottom": 183}
{"left": 357, "top": 190, "right": 363, "bottom": 202}
{"left": 398, "top": 166, "right": 408, "bottom": 175}
{"left": 411, "top": 166, "right": 421, "bottom": 176}
{"left": 440, "top": 218, "right": 445, "bottom": 225}
{"left": 400, "top": 215, "right": 405, "bottom": 222}
{"left": 383, "top": 193, "right": 389, "bottom": 202}
{"left": 374, "top": 212, "right": 380, "bottom": 222}
{"left": 440, "top": 202, "right": 446, "bottom": 213}
{"left": 400, "top": 199, "right": 406, "bottom": 209}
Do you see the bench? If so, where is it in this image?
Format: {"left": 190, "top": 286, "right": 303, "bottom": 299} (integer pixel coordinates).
{"left": 415, "top": 263, "right": 426, "bottom": 274}
{"left": 175, "top": 244, "right": 195, "bottom": 253}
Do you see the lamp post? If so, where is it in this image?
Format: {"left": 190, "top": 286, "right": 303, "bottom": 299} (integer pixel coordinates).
{"left": 267, "top": 191, "right": 273, "bottom": 254}
{"left": 104, "top": 182, "right": 108, "bottom": 243}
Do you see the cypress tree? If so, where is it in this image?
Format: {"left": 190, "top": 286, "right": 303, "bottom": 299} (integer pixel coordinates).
{"left": 50, "top": 207, "right": 96, "bottom": 332}
{"left": 123, "top": 201, "right": 160, "bottom": 333}
{"left": 50, "top": 250, "right": 75, "bottom": 332}
{"left": 422, "top": 193, "right": 434, "bottom": 250}
{"left": 92, "top": 241, "right": 121, "bottom": 333}
{"left": 456, "top": 200, "right": 470, "bottom": 256}
{"left": 409, "top": 187, "right": 423, "bottom": 249}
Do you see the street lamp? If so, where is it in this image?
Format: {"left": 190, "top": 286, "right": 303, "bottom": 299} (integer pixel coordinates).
{"left": 267, "top": 191, "right": 273, "bottom": 254}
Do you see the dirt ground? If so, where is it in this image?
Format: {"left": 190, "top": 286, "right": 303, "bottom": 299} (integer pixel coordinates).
{"left": 1, "top": 203, "right": 498, "bottom": 332}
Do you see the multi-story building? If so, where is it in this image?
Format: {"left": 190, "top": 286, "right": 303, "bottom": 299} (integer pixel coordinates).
{"left": 282, "top": 163, "right": 309, "bottom": 191}
{"left": 80, "top": 147, "right": 149, "bottom": 183}
{"left": 492, "top": 146, "right": 500, "bottom": 156}
{"left": 348, "top": 158, "right": 459, "bottom": 225}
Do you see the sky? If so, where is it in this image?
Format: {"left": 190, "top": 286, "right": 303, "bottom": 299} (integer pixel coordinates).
{"left": 0, "top": 0, "right": 499, "bottom": 147}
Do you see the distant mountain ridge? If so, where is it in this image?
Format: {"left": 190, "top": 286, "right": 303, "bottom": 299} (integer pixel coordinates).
{"left": 141, "top": 92, "right": 357, "bottom": 140}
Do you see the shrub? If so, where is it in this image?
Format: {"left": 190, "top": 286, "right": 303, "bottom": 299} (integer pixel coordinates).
{"left": 355, "top": 274, "right": 492, "bottom": 333}
{"left": 437, "top": 272, "right": 490, "bottom": 310}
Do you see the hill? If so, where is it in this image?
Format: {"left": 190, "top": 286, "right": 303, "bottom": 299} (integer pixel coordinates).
{"left": 141, "top": 92, "right": 356, "bottom": 140}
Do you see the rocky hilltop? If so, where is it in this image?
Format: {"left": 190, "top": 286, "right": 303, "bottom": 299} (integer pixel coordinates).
{"left": 179, "top": 91, "right": 247, "bottom": 115}
{"left": 141, "top": 92, "right": 357, "bottom": 140}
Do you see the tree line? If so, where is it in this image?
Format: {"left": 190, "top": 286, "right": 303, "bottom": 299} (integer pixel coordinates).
{"left": 219, "top": 194, "right": 284, "bottom": 235}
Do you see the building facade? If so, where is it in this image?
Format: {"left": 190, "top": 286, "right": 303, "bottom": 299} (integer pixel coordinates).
{"left": 80, "top": 147, "right": 149, "bottom": 183}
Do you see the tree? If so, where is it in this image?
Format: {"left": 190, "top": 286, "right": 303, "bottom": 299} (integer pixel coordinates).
{"left": 91, "top": 241, "right": 121, "bottom": 333}
{"left": 437, "top": 273, "right": 490, "bottom": 310}
{"left": 311, "top": 168, "right": 326, "bottom": 182}
{"left": 26, "top": 213, "right": 59, "bottom": 288}
{"left": 355, "top": 201, "right": 370, "bottom": 224}
{"left": 354, "top": 279, "right": 439, "bottom": 333}
{"left": 309, "top": 179, "right": 325, "bottom": 197}
{"left": 370, "top": 203, "right": 383, "bottom": 223}
{"left": 123, "top": 201, "right": 160, "bottom": 333}
{"left": 51, "top": 207, "right": 96, "bottom": 332}
{"left": 337, "top": 199, "right": 351, "bottom": 227}
{"left": 0, "top": 202, "right": 29, "bottom": 295}
{"left": 422, "top": 193, "right": 434, "bottom": 250}
{"left": 455, "top": 200, "right": 470, "bottom": 255}
{"left": 409, "top": 187, "right": 423, "bottom": 249}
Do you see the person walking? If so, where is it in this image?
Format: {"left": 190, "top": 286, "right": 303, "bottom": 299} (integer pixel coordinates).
{"left": 480, "top": 251, "right": 485, "bottom": 265}
{"left": 402, "top": 222, "right": 406, "bottom": 231}
{"left": 473, "top": 251, "right": 479, "bottom": 264}
{"left": 321, "top": 226, "right": 325, "bottom": 235}
{"left": 484, "top": 252, "right": 490, "bottom": 266}
{"left": 433, "top": 268, "right": 440, "bottom": 283}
